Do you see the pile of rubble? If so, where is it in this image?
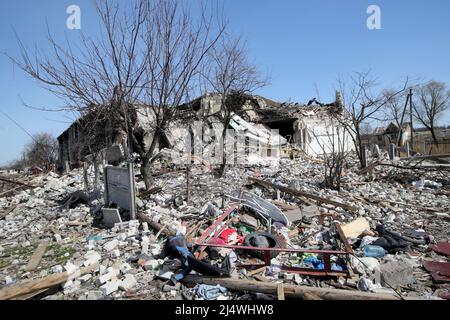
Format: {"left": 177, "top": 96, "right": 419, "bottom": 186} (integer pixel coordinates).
{"left": 0, "top": 155, "right": 449, "bottom": 300}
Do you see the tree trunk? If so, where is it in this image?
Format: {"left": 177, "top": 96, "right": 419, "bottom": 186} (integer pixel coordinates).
{"left": 140, "top": 128, "right": 163, "bottom": 190}
{"left": 83, "top": 161, "right": 89, "bottom": 191}
{"left": 218, "top": 117, "right": 231, "bottom": 178}
{"left": 93, "top": 159, "right": 99, "bottom": 194}
{"left": 186, "top": 164, "right": 191, "bottom": 205}
{"left": 356, "top": 127, "right": 364, "bottom": 169}
{"left": 430, "top": 126, "right": 439, "bottom": 145}
{"left": 218, "top": 157, "right": 227, "bottom": 177}
{"left": 141, "top": 157, "right": 153, "bottom": 190}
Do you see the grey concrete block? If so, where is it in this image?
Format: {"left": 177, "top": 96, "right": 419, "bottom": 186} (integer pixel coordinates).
{"left": 102, "top": 208, "right": 122, "bottom": 228}
{"left": 380, "top": 259, "right": 414, "bottom": 288}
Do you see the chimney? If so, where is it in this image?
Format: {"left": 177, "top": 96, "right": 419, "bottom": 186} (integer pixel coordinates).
{"left": 335, "top": 91, "right": 344, "bottom": 113}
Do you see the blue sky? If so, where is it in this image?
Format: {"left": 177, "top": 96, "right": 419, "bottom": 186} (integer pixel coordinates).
{"left": 1, "top": 0, "right": 450, "bottom": 165}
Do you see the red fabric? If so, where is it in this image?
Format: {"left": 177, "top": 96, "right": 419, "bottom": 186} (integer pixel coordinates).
{"left": 218, "top": 228, "right": 244, "bottom": 244}
{"left": 220, "top": 228, "right": 237, "bottom": 242}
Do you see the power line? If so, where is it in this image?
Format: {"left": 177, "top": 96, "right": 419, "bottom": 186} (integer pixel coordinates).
{"left": 0, "top": 108, "right": 37, "bottom": 143}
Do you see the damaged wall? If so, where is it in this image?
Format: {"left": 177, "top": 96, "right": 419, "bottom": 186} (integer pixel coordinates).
{"left": 293, "top": 113, "right": 354, "bottom": 156}
{"left": 58, "top": 92, "right": 356, "bottom": 168}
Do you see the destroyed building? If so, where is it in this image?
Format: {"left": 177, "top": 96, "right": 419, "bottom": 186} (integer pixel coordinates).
{"left": 175, "top": 92, "right": 354, "bottom": 156}
{"left": 2, "top": 93, "right": 450, "bottom": 302}
{"left": 57, "top": 108, "right": 130, "bottom": 170}
{"left": 362, "top": 122, "right": 412, "bottom": 149}
{"left": 57, "top": 92, "right": 354, "bottom": 169}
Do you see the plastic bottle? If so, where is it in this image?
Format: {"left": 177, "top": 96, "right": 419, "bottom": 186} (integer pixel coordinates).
{"left": 363, "top": 245, "right": 386, "bottom": 258}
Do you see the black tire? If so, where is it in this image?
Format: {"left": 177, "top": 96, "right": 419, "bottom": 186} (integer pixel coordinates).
{"left": 243, "top": 232, "right": 281, "bottom": 261}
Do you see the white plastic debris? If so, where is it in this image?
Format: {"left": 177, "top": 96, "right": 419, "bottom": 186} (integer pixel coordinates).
{"left": 103, "top": 239, "right": 119, "bottom": 252}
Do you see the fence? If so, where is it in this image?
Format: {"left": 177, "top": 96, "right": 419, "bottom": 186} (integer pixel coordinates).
{"left": 413, "top": 141, "right": 450, "bottom": 155}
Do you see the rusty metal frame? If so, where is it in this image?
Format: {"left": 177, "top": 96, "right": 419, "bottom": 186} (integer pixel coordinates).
{"left": 194, "top": 205, "right": 238, "bottom": 258}
{"left": 193, "top": 207, "right": 354, "bottom": 277}
{"left": 194, "top": 242, "right": 350, "bottom": 277}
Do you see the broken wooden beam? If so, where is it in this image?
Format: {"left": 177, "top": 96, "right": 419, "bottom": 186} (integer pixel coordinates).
{"left": 0, "top": 186, "right": 23, "bottom": 198}
{"left": 303, "top": 293, "right": 323, "bottom": 300}
{"left": 137, "top": 186, "right": 162, "bottom": 199}
{"left": 334, "top": 222, "right": 354, "bottom": 254}
{"left": 15, "top": 288, "right": 50, "bottom": 300}
{"left": 182, "top": 275, "right": 401, "bottom": 300}
{"left": 0, "top": 263, "right": 99, "bottom": 300}
{"left": 0, "top": 206, "right": 16, "bottom": 220}
{"left": 247, "top": 266, "right": 267, "bottom": 277}
{"left": 136, "top": 211, "right": 176, "bottom": 238}
{"left": 249, "top": 177, "right": 358, "bottom": 212}
{"left": 358, "top": 161, "right": 380, "bottom": 175}
{"left": 25, "top": 241, "right": 49, "bottom": 272}
{"left": 277, "top": 283, "right": 285, "bottom": 300}
{"left": 362, "top": 196, "right": 447, "bottom": 213}
{"left": 0, "top": 176, "right": 37, "bottom": 188}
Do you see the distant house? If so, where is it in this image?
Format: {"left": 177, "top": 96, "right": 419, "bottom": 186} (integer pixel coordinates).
{"left": 362, "top": 122, "right": 412, "bottom": 148}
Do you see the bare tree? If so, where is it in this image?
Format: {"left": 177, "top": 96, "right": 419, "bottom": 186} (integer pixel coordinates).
{"left": 360, "top": 122, "right": 373, "bottom": 135}
{"left": 10, "top": 0, "right": 149, "bottom": 174}
{"left": 130, "top": 0, "right": 226, "bottom": 188}
{"left": 382, "top": 89, "right": 408, "bottom": 128}
{"left": 8, "top": 152, "right": 28, "bottom": 171}
{"left": 413, "top": 81, "right": 450, "bottom": 144}
{"left": 336, "top": 71, "right": 409, "bottom": 168}
{"left": 10, "top": 0, "right": 226, "bottom": 190}
{"left": 11, "top": 0, "right": 148, "bottom": 115}
{"left": 204, "top": 35, "right": 268, "bottom": 177}
{"left": 310, "top": 119, "right": 350, "bottom": 191}
{"left": 24, "top": 133, "right": 58, "bottom": 169}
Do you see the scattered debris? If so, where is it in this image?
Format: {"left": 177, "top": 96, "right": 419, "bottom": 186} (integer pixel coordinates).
{"left": 1, "top": 151, "right": 449, "bottom": 300}
{"left": 429, "top": 242, "right": 450, "bottom": 257}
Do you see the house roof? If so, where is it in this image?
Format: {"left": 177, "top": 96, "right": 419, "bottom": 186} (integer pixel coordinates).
{"left": 373, "top": 127, "right": 385, "bottom": 135}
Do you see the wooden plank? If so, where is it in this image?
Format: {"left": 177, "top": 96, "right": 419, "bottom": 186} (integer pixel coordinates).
{"left": 249, "top": 177, "right": 358, "bottom": 212}
{"left": 363, "top": 196, "right": 446, "bottom": 213}
{"left": 0, "top": 186, "right": 23, "bottom": 197}
{"left": 0, "top": 263, "right": 99, "bottom": 300}
{"left": 277, "top": 283, "right": 285, "bottom": 300}
{"left": 137, "top": 186, "right": 162, "bottom": 198}
{"left": 25, "top": 242, "right": 49, "bottom": 272}
{"left": 14, "top": 288, "right": 49, "bottom": 300}
{"left": 182, "top": 275, "right": 402, "bottom": 300}
{"left": 253, "top": 275, "right": 270, "bottom": 282}
{"left": 358, "top": 161, "right": 380, "bottom": 175}
{"left": 0, "top": 206, "right": 16, "bottom": 220}
{"left": 340, "top": 218, "right": 371, "bottom": 239}
{"left": 303, "top": 293, "right": 322, "bottom": 300}
{"left": 334, "top": 222, "right": 354, "bottom": 254}
{"left": 137, "top": 211, "right": 176, "bottom": 238}
{"left": 247, "top": 266, "right": 266, "bottom": 277}
{"left": 0, "top": 176, "right": 37, "bottom": 188}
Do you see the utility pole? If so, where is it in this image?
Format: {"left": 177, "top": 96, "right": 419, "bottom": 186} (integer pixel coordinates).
{"left": 396, "top": 90, "right": 412, "bottom": 146}
{"left": 409, "top": 88, "right": 414, "bottom": 149}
